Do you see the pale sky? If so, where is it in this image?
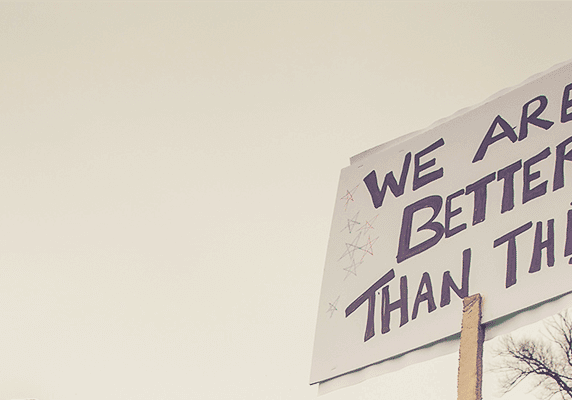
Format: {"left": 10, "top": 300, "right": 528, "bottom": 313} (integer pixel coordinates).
{"left": 1, "top": 2, "right": 572, "bottom": 400}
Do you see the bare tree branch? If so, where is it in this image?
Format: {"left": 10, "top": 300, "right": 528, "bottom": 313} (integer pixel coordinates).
{"left": 492, "top": 311, "right": 572, "bottom": 400}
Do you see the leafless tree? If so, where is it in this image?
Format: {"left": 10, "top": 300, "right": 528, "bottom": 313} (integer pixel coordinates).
{"left": 492, "top": 310, "right": 572, "bottom": 400}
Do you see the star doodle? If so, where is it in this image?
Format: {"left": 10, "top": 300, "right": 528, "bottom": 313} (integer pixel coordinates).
{"left": 360, "top": 235, "right": 380, "bottom": 257}
{"left": 341, "top": 211, "right": 361, "bottom": 234}
{"left": 326, "top": 295, "right": 340, "bottom": 318}
{"left": 343, "top": 258, "right": 364, "bottom": 280}
{"left": 340, "top": 184, "right": 360, "bottom": 211}
{"left": 357, "top": 214, "right": 379, "bottom": 235}
{"left": 338, "top": 232, "right": 363, "bottom": 262}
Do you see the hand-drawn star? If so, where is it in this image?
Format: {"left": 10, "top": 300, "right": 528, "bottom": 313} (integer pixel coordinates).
{"left": 343, "top": 258, "right": 364, "bottom": 280}
{"left": 326, "top": 295, "right": 340, "bottom": 318}
{"left": 341, "top": 211, "right": 361, "bottom": 234}
{"left": 338, "top": 232, "right": 363, "bottom": 262}
{"left": 357, "top": 214, "right": 378, "bottom": 235}
{"left": 360, "top": 235, "right": 380, "bottom": 257}
{"left": 340, "top": 184, "right": 360, "bottom": 211}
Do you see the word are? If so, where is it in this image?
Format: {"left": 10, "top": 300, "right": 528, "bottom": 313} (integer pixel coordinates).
{"left": 474, "top": 83, "right": 572, "bottom": 162}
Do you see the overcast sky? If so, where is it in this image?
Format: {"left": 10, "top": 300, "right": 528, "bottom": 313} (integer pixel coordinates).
{"left": 1, "top": 2, "right": 572, "bottom": 400}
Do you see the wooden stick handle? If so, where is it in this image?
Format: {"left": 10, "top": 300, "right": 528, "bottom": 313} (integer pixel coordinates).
{"left": 457, "top": 294, "right": 484, "bottom": 400}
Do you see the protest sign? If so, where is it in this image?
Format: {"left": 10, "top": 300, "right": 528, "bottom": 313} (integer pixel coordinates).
{"left": 311, "top": 59, "right": 572, "bottom": 384}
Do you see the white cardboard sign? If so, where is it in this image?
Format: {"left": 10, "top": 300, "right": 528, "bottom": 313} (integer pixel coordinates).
{"left": 311, "top": 59, "right": 572, "bottom": 384}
